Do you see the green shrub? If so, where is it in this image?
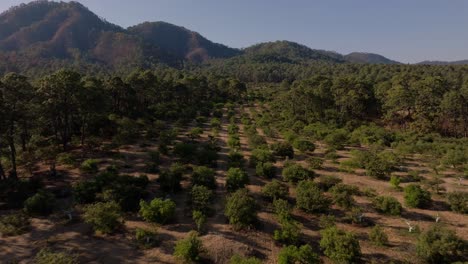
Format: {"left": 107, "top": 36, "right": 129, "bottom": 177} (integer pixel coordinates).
{"left": 189, "top": 185, "right": 213, "bottom": 214}
{"left": 226, "top": 168, "right": 249, "bottom": 192}
{"left": 324, "top": 129, "right": 348, "bottom": 150}
{"left": 404, "top": 185, "right": 432, "bottom": 208}
{"left": 174, "top": 142, "right": 198, "bottom": 163}
{"left": 80, "top": 159, "right": 99, "bottom": 174}
{"left": 324, "top": 150, "right": 339, "bottom": 162}
{"left": 0, "top": 212, "right": 29, "bottom": 236}
{"left": 447, "top": 192, "right": 467, "bottom": 214}
{"left": 262, "top": 180, "right": 289, "bottom": 201}
{"left": 248, "top": 134, "right": 267, "bottom": 149}
{"left": 271, "top": 142, "right": 294, "bottom": 159}
{"left": 210, "top": 118, "right": 221, "bottom": 129}
{"left": 35, "top": 248, "right": 78, "bottom": 264}
{"left": 273, "top": 199, "right": 293, "bottom": 220}
{"left": 318, "top": 175, "right": 342, "bottom": 191}
{"left": 196, "top": 144, "right": 219, "bottom": 167}
{"left": 296, "top": 180, "right": 331, "bottom": 213}
{"left": 139, "top": 198, "right": 176, "bottom": 224}
{"left": 319, "top": 215, "right": 336, "bottom": 229}
{"left": 255, "top": 162, "right": 276, "bottom": 178}
{"left": 350, "top": 124, "right": 393, "bottom": 147}
{"left": 369, "top": 225, "right": 388, "bottom": 246}
{"left": 249, "top": 149, "right": 275, "bottom": 167}
{"left": 148, "top": 151, "right": 161, "bottom": 163}
{"left": 83, "top": 201, "right": 122, "bottom": 234}
{"left": 228, "top": 135, "right": 241, "bottom": 149}
{"left": 225, "top": 189, "right": 257, "bottom": 229}
{"left": 192, "top": 210, "right": 207, "bottom": 232}
{"left": 192, "top": 166, "right": 216, "bottom": 189}
{"left": 416, "top": 225, "right": 466, "bottom": 263}
{"left": 57, "top": 153, "right": 77, "bottom": 166}
{"left": 320, "top": 227, "right": 361, "bottom": 263}
{"left": 174, "top": 231, "right": 205, "bottom": 263}
{"left": 229, "top": 254, "right": 262, "bottom": 264}
{"left": 306, "top": 157, "right": 323, "bottom": 170}
{"left": 293, "top": 139, "right": 316, "bottom": 153}
{"left": 274, "top": 217, "right": 302, "bottom": 245}
{"left": 389, "top": 175, "right": 402, "bottom": 190}
{"left": 282, "top": 164, "right": 315, "bottom": 184}
{"left": 329, "top": 184, "right": 356, "bottom": 209}
{"left": 228, "top": 151, "right": 244, "bottom": 168}
{"left": 135, "top": 227, "right": 159, "bottom": 248}
{"left": 189, "top": 127, "right": 204, "bottom": 140}
{"left": 277, "top": 244, "right": 320, "bottom": 264}
{"left": 24, "top": 191, "right": 56, "bottom": 216}
{"left": 372, "top": 196, "right": 402, "bottom": 216}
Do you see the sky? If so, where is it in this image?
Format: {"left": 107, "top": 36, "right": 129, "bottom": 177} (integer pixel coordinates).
{"left": 1, "top": 0, "right": 467, "bottom": 63}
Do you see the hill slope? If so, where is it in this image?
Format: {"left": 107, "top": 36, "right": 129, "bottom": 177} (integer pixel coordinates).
{"left": 345, "top": 52, "right": 400, "bottom": 64}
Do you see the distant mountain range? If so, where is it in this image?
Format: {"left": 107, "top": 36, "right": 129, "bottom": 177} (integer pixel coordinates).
{"left": 0, "top": 1, "right": 466, "bottom": 74}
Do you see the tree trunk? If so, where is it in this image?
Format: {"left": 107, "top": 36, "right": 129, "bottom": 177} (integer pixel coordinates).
{"left": 8, "top": 138, "right": 17, "bottom": 179}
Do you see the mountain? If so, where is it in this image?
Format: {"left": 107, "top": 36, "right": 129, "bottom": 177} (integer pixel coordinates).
{"left": 128, "top": 22, "right": 240, "bottom": 63}
{"left": 344, "top": 52, "right": 400, "bottom": 64}
{"left": 417, "top": 60, "right": 468, "bottom": 65}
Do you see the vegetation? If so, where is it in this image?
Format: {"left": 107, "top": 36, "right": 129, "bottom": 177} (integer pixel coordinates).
{"left": 23, "top": 191, "right": 56, "bottom": 216}
{"left": 416, "top": 225, "right": 466, "bottom": 263}
{"left": 225, "top": 189, "right": 257, "bottom": 229}
{"left": 83, "top": 201, "right": 122, "bottom": 234}
{"left": 229, "top": 255, "right": 262, "bottom": 264}
{"left": 282, "top": 164, "right": 315, "bottom": 184}
{"left": 192, "top": 166, "right": 217, "bottom": 190}
{"left": 262, "top": 180, "right": 289, "bottom": 201}
{"left": 35, "top": 248, "right": 78, "bottom": 264}
{"left": 277, "top": 244, "right": 320, "bottom": 264}
{"left": 447, "top": 192, "right": 467, "bottom": 214}
{"left": 320, "top": 226, "right": 361, "bottom": 263}
{"left": 139, "top": 198, "right": 176, "bottom": 224}
{"left": 226, "top": 167, "right": 249, "bottom": 192}
{"left": 372, "top": 196, "right": 403, "bottom": 216}
{"left": 404, "top": 185, "right": 432, "bottom": 208}
{"left": 0, "top": 212, "right": 30, "bottom": 236}
{"left": 174, "top": 231, "right": 205, "bottom": 263}
{"left": 369, "top": 225, "right": 388, "bottom": 246}
{"left": 296, "top": 180, "right": 331, "bottom": 213}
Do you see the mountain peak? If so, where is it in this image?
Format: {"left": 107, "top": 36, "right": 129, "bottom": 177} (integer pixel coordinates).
{"left": 344, "top": 52, "right": 400, "bottom": 64}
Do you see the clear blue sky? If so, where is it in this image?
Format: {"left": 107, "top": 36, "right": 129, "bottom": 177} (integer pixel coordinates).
{"left": 1, "top": 0, "right": 467, "bottom": 63}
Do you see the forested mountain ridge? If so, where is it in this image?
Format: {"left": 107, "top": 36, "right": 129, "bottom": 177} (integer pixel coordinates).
{"left": 345, "top": 52, "right": 400, "bottom": 64}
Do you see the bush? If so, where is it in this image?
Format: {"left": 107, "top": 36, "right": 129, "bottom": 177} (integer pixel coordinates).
{"left": 329, "top": 184, "right": 356, "bottom": 209}
{"left": 274, "top": 218, "right": 302, "bottom": 245}
{"left": 83, "top": 201, "right": 122, "bottom": 234}
{"left": 271, "top": 142, "right": 294, "bottom": 159}
{"left": 225, "top": 189, "right": 257, "bottom": 229}
{"left": 135, "top": 227, "right": 159, "bottom": 248}
{"left": 158, "top": 163, "right": 184, "bottom": 193}
{"left": 324, "top": 129, "right": 348, "bottom": 150}
{"left": 306, "top": 157, "right": 323, "bottom": 170}
{"left": 249, "top": 149, "right": 275, "bottom": 167}
{"left": 296, "top": 180, "right": 331, "bottom": 213}
{"left": 248, "top": 134, "right": 267, "bottom": 149}
{"left": 174, "top": 231, "right": 205, "bottom": 263}
{"left": 174, "top": 142, "right": 198, "bottom": 163}
{"left": 226, "top": 168, "right": 249, "bottom": 192}
{"left": 228, "top": 151, "right": 244, "bottom": 168}
{"left": 24, "top": 191, "right": 56, "bottom": 216}
{"left": 277, "top": 244, "right": 320, "bottom": 264}
{"left": 319, "top": 215, "right": 336, "bottom": 229}
{"left": 189, "top": 185, "right": 213, "bottom": 214}
{"left": 262, "top": 180, "right": 289, "bottom": 201}
{"left": 416, "top": 225, "right": 466, "bottom": 263}
{"left": 196, "top": 145, "right": 219, "bottom": 167}
{"left": 447, "top": 192, "right": 467, "bottom": 214}
{"left": 192, "top": 210, "right": 206, "bottom": 232}
{"left": 320, "top": 227, "right": 361, "bottom": 263}
{"left": 255, "top": 162, "right": 276, "bottom": 178}
{"left": 293, "top": 139, "right": 316, "bottom": 153}
{"left": 229, "top": 254, "right": 262, "bottom": 264}
{"left": 0, "top": 212, "right": 29, "bottom": 236}
{"left": 369, "top": 225, "right": 388, "bottom": 246}
{"left": 35, "top": 248, "right": 78, "bottom": 264}
{"left": 189, "top": 127, "right": 204, "bottom": 140}
{"left": 389, "top": 175, "right": 401, "bottom": 190}
{"left": 318, "top": 175, "right": 342, "bottom": 191}
{"left": 274, "top": 199, "right": 293, "bottom": 219}
{"left": 372, "top": 196, "right": 402, "bottom": 216}
{"left": 192, "top": 166, "right": 216, "bottom": 189}
{"left": 282, "top": 164, "right": 315, "bottom": 184}
{"left": 404, "top": 184, "right": 432, "bottom": 208}
{"left": 139, "top": 198, "right": 176, "bottom": 224}
{"left": 80, "top": 159, "right": 99, "bottom": 174}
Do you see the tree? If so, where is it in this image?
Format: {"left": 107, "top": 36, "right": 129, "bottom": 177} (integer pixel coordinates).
{"left": 262, "top": 180, "right": 289, "bottom": 201}
{"left": 372, "top": 196, "right": 402, "bottom": 216}
{"left": 139, "top": 198, "right": 176, "bottom": 224}
{"left": 369, "top": 225, "right": 388, "bottom": 246}
{"left": 226, "top": 167, "right": 249, "bottom": 192}
{"left": 229, "top": 255, "right": 262, "bottom": 264}
{"left": 83, "top": 201, "right": 122, "bottom": 234}
{"left": 404, "top": 184, "right": 431, "bottom": 208}
{"left": 329, "top": 184, "right": 356, "bottom": 209}
{"left": 23, "top": 191, "right": 56, "bottom": 216}
{"left": 189, "top": 185, "right": 213, "bottom": 214}
{"left": 416, "top": 225, "right": 466, "bottom": 263}
{"left": 224, "top": 189, "right": 257, "bottom": 229}
{"left": 277, "top": 244, "right": 320, "bottom": 264}
{"left": 282, "top": 164, "right": 315, "bottom": 184}
{"left": 296, "top": 180, "right": 331, "bottom": 213}
{"left": 447, "top": 192, "right": 467, "bottom": 214}
{"left": 255, "top": 162, "right": 276, "bottom": 178}
{"left": 174, "top": 231, "right": 205, "bottom": 263}
{"left": 271, "top": 142, "right": 294, "bottom": 158}
{"left": 293, "top": 138, "right": 315, "bottom": 153}
{"left": 320, "top": 226, "right": 361, "bottom": 263}
{"left": 192, "top": 166, "right": 216, "bottom": 189}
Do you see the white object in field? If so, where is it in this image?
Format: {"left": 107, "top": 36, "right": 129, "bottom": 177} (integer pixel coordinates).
{"left": 435, "top": 213, "right": 440, "bottom": 223}
{"left": 405, "top": 220, "right": 415, "bottom": 233}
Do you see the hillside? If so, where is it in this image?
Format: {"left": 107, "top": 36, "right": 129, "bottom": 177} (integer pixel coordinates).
{"left": 417, "top": 60, "right": 468, "bottom": 65}
{"left": 344, "top": 52, "right": 400, "bottom": 64}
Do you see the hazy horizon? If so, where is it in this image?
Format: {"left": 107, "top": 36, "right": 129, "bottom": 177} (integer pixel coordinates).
{"left": 1, "top": 0, "right": 467, "bottom": 63}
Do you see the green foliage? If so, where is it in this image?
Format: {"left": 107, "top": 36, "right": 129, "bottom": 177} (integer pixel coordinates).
{"left": 271, "top": 142, "right": 294, "bottom": 158}
{"left": 80, "top": 159, "right": 99, "bottom": 174}
{"left": 404, "top": 184, "right": 432, "bottom": 208}
{"left": 416, "top": 225, "right": 466, "bottom": 264}
{"left": 228, "top": 151, "right": 245, "bottom": 168}
{"left": 273, "top": 199, "right": 293, "bottom": 219}
{"left": 174, "top": 142, "right": 198, "bottom": 163}
{"left": 83, "top": 201, "right": 122, "bottom": 234}
{"left": 192, "top": 210, "right": 206, "bottom": 232}
{"left": 226, "top": 167, "right": 249, "bottom": 192}
{"left": 229, "top": 255, "right": 262, "bottom": 264}
{"left": 350, "top": 124, "right": 394, "bottom": 147}
{"left": 318, "top": 175, "right": 342, "bottom": 191}
{"left": 174, "top": 231, "right": 205, "bottom": 263}
{"left": 320, "top": 227, "right": 361, "bottom": 263}
{"left": 389, "top": 175, "right": 401, "bottom": 190}
{"left": 293, "top": 138, "right": 315, "bottom": 153}
{"left": 329, "top": 184, "right": 356, "bottom": 209}
{"left": 139, "top": 198, "right": 176, "bottom": 224}
{"left": 35, "top": 248, "right": 78, "bottom": 264}
{"left": 372, "top": 196, "right": 402, "bottom": 216}
{"left": 249, "top": 149, "right": 275, "bottom": 167}
{"left": 296, "top": 180, "right": 331, "bottom": 213}
{"left": 23, "top": 191, "right": 56, "bottom": 216}
{"left": 189, "top": 185, "right": 213, "bottom": 214}
{"left": 282, "top": 164, "right": 315, "bottom": 184}
{"left": 369, "top": 225, "right": 388, "bottom": 246}
{"left": 0, "top": 212, "right": 29, "bottom": 236}
{"left": 274, "top": 217, "right": 302, "bottom": 245}
{"left": 277, "top": 244, "right": 320, "bottom": 264}
{"left": 255, "top": 162, "right": 276, "bottom": 178}
{"left": 319, "top": 215, "right": 336, "bottom": 229}
{"left": 135, "top": 227, "right": 159, "bottom": 249}
{"left": 158, "top": 163, "right": 184, "bottom": 193}
{"left": 224, "top": 189, "right": 257, "bottom": 229}
{"left": 324, "top": 129, "right": 348, "bottom": 150}
{"left": 262, "top": 180, "right": 289, "bottom": 201}
{"left": 447, "top": 192, "right": 467, "bottom": 214}
{"left": 192, "top": 166, "right": 216, "bottom": 189}
{"left": 306, "top": 157, "right": 323, "bottom": 170}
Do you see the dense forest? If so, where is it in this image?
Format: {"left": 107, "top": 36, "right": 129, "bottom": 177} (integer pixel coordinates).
{"left": 0, "top": 1, "right": 467, "bottom": 264}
